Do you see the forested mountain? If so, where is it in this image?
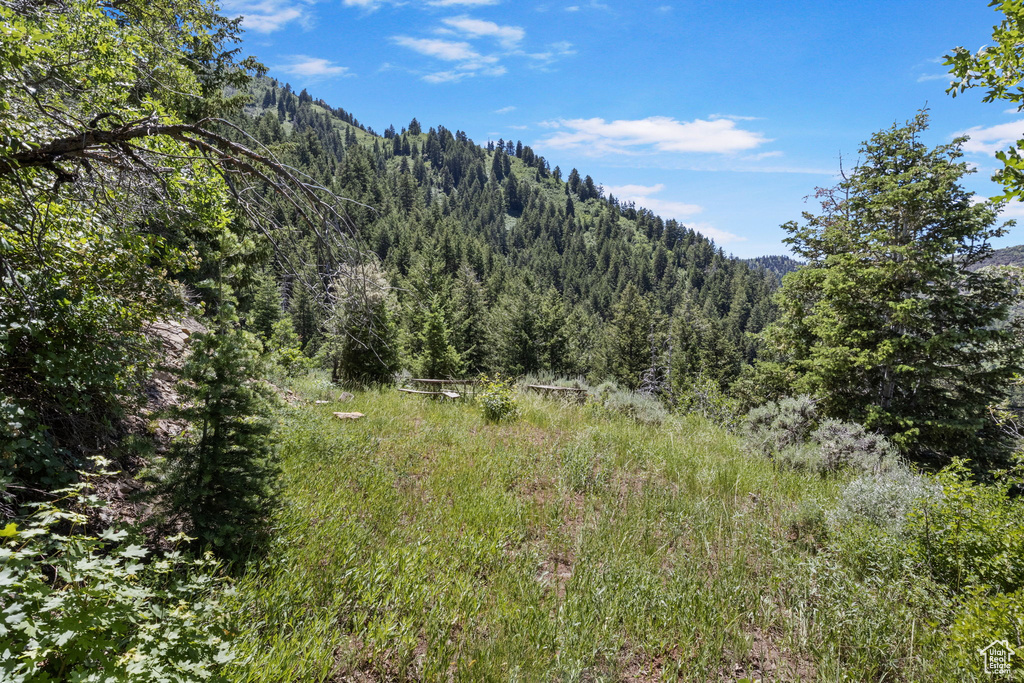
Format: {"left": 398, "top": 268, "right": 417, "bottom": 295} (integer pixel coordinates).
{"left": 230, "top": 78, "right": 781, "bottom": 391}
{"left": 973, "top": 243, "right": 1024, "bottom": 269}
{"left": 744, "top": 254, "right": 804, "bottom": 280}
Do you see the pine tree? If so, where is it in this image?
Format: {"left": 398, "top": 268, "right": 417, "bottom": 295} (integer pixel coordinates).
{"left": 417, "top": 293, "right": 462, "bottom": 378}
{"left": 670, "top": 297, "right": 740, "bottom": 391}
{"left": 767, "top": 110, "right": 1024, "bottom": 463}
{"left": 248, "top": 272, "right": 283, "bottom": 341}
{"left": 604, "top": 283, "right": 654, "bottom": 389}
{"left": 322, "top": 262, "right": 401, "bottom": 385}
{"left": 450, "top": 264, "right": 491, "bottom": 372}
{"left": 159, "top": 323, "right": 279, "bottom": 560}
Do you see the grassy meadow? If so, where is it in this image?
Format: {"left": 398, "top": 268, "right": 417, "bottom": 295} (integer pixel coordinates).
{"left": 226, "top": 380, "right": 972, "bottom": 682}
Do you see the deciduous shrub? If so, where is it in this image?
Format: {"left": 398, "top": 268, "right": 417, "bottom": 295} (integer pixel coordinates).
{"left": 0, "top": 472, "right": 233, "bottom": 682}
{"left": 478, "top": 374, "right": 520, "bottom": 423}
{"left": 906, "top": 459, "right": 1024, "bottom": 594}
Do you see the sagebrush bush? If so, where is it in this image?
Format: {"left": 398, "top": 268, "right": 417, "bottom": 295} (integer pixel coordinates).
{"left": 478, "top": 374, "right": 520, "bottom": 423}
{"left": 830, "top": 468, "right": 941, "bottom": 531}
{"left": 743, "top": 395, "right": 818, "bottom": 455}
{"left": 774, "top": 441, "right": 827, "bottom": 473}
{"left": 745, "top": 397, "right": 900, "bottom": 475}
{"left": 600, "top": 389, "right": 668, "bottom": 426}
{"left": 813, "top": 419, "right": 900, "bottom": 474}
{"left": 590, "top": 380, "right": 621, "bottom": 400}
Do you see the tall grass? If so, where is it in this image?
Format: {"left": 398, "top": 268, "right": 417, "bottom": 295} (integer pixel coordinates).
{"left": 225, "top": 386, "right": 971, "bottom": 681}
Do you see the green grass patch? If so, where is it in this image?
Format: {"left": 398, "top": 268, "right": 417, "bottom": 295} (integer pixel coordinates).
{"left": 226, "top": 386, "right": 972, "bottom": 681}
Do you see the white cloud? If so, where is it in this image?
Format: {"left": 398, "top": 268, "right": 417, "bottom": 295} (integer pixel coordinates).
{"left": 393, "top": 31, "right": 513, "bottom": 82}
{"left": 509, "top": 124, "right": 529, "bottom": 130}
{"left": 494, "top": 106, "right": 516, "bottom": 114}
{"left": 524, "top": 41, "right": 576, "bottom": 65}
{"left": 395, "top": 12, "right": 570, "bottom": 82}
{"left": 686, "top": 222, "right": 746, "bottom": 245}
{"left": 442, "top": 16, "right": 524, "bottom": 47}
{"left": 605, "top": 181, "right": 748, "bottom": 244}
{"left": 604, "top": 183, "right": 704, "bottom": 219}
{"left": 710, "top": 113, "right": 761, "bottom": 121}
{"left": 538, "top": 116, "right": 771, "bottom": 155}
{"left": 917, "top": 73, "right": 953, "bottom": 83}
{"left": 393, "top": 36, "right": 482, "bottom": 61}
{"left": 424, "top": 70, "right": 467, "bottom": 83}
{"left": 1001, "top": 201, "right": 1024, "bottom": 219}
{"left": 276, "top": 55, "right": 351, "bottom": 78}
{"left": 743, "top": 150, "right": 784, "bottom": 161}
{"left": 957, "top": 120, "right": 1024, "bottom": 155}
{"left": 221, "top": 0, "right": 309, "bottom": 33}
{"left": 343, "top": 0, "right": 381, "bottom": 8}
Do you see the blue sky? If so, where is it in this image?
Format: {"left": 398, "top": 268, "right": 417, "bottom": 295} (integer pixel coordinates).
{"left": 226, "top": 0, "right": 1024, "bottom": 258}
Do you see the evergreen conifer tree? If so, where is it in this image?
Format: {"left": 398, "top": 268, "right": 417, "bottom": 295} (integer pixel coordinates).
{"left": 417, "top": 293, "right": 462, "bottom": 378}
{"left": 158, "top": 305, "right": 279, "bottom": 560}
{"left": 767, "top": 110, "right": 1024, "bottom": 463}
{"left": 604, "top": 283, "right": 654, "bottom": 389}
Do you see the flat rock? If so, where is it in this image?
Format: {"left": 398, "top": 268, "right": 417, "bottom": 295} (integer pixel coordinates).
{"left": 333, "top": 412, "right": 365, "bottom": 420}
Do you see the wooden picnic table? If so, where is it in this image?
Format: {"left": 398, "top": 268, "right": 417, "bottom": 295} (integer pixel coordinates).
{"left": 408, "top": 378, "right": 479, "bottom": 398}
{"left": 397, "top": 387, "right": 461, "bottom": 400}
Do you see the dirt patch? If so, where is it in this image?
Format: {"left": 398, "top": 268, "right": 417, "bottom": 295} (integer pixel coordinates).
{"left": 619, "top": 645, "right": 684, "bottom": 681}
{"left": 720, "top": 625, "right": 816, "bottom": 682}
{"left": 537, "top": 552, "right": 574, "bottom": 600}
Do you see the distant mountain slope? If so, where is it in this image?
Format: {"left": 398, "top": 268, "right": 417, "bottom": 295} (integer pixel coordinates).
{"left": 228, "top": 77, "right": 784, "bottom": 381}
{"left": 743, "top": 255, "right": 803, "bottom": 280}
{"left": 974, "top": 244, "right": 1024, "bottom": 269}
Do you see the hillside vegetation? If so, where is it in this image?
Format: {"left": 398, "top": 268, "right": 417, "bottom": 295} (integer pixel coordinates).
{"left": 225, "top": 379, "right": 1014, "bottom": 682}
{"left": 3, "top": 0, "right": 1024, "bottom": 679}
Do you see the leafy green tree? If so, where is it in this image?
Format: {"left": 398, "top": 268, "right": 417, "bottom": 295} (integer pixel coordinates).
{"left": 947, "top": 0, "right": 1024, "bottom": 201}
{"left": 766, "top": 111, "right": 1023, "bottom": 462}
{"left": 0, "top": 0, "right": 259, "bottom": 488}
{"left": 321, "top": 262, "right": 400, "bottom": 385}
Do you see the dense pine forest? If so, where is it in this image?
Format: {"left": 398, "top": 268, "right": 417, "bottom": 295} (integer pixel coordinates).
{"left": 227, "top": 77, "right": 780, "bottom": 393}
{"left": 3, "top": 0, "right": 1024, "bottom": 680}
